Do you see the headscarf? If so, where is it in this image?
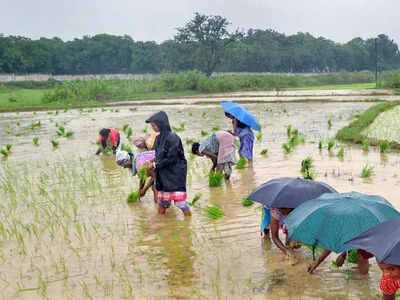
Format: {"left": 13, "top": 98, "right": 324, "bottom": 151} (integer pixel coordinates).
{"left": 145, "top": 111, "right": 171, "bottom": 151}
{"left": 133, "top": 136, "right": 147, "bottom": 148}
{"left": 116, "top": 149, "right": 130, "bottom": 166}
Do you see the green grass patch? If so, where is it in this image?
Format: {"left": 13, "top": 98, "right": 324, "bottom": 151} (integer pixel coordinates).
{"left": 288, "top": 82, "right": 376, "bottom": 91}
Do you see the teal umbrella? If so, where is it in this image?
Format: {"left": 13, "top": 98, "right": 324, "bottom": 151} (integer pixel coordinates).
{"left": 284, "top": 192, "right": 400, "bottom": 253}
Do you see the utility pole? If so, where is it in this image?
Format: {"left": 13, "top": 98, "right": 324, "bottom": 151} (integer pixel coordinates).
{"left": 375, "top": 38, "right": 378, "bottom": 88}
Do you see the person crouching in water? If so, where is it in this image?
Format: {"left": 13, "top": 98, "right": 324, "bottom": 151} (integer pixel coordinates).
{"left": 115, "top": 142, "right": 157, "bottom": 203}
{"left": 191, "top": 130, "right": 237, "bottom": 180}
{"left": 145, "top": 111, "right": 191, "bottom": 216}
{"left": 96, "top": 128, "right": 120, "bottom": 155}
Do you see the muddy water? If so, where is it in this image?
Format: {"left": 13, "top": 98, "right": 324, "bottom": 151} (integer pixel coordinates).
{"left": 1, "top": 100, "right": 400, "bottom": 299}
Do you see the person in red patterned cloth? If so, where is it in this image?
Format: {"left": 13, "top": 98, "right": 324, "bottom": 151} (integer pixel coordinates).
{"left": 378, "top": 262, "right": 400, "bottom": 300}
{"left": 96, "top": 128, "right": 120, "bottom": 155}
{"left": 145, "top": 111, "right": 191, "bottom": 216}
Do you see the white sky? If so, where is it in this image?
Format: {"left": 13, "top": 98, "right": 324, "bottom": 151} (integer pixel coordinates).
{"left": 1, "top": 0, "right": 399, "bottom": 45}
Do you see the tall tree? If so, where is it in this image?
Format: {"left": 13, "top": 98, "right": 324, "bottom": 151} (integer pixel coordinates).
{"left": 175, "top": 13, "right": 242, "bottom": 76}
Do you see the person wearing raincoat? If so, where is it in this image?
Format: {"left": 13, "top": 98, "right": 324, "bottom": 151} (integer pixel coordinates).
{"left": 145, "top": 111, "right": 191, "bottom": 216}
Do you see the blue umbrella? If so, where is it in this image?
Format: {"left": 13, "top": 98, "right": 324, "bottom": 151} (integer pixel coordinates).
{"left": 247, "top": 177, "right": 336, "bottom": 208}
{"left": 346, "top": 217, "right": 400, "bottom": 265}
{"left": 284, "top": 192, "right": 400, "bottom": 253}
{"left": 220, "top": 101, "right": 260, "bottom": 131}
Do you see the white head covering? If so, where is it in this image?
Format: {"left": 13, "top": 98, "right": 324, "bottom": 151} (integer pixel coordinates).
{"left": 116, "top": 150, "right": 130, "bottom": 166}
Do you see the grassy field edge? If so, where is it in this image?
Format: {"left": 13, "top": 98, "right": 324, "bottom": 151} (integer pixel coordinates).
{"left": 336, "top": 101, "right": 400, "bottom": 149}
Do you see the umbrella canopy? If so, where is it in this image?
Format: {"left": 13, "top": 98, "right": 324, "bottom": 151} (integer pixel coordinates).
{"left": 284, "top": 192, "right": 400, "bottom": 253}
{"left": 220, "top": 101, "right": 260, "bottom": 131}
{"left": 345, "top": 217, "right": 400, "bottom": 265}
{"left": 247, "top": 177, "right": 336, "bottom": 208}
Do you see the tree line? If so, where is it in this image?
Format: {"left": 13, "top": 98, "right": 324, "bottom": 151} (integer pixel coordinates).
{"left": 1, "top": 13, "right": 399, "bottom": 75}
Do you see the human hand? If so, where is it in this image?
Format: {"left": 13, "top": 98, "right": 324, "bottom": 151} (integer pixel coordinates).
{"left": 139, "top": 189, "right": 146, "bottom": 197}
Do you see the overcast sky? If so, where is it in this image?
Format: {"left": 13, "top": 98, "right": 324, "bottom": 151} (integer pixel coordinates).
{"left": 1, "top": 0, "right": 399, "bottom": 45}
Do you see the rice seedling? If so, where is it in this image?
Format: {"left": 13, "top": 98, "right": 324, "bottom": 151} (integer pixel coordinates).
{"left": 362, "top": 140, "right": 369, "bottom": 151}
{"left": 172, "top": 122, "right": 185, "bottom": 132}
{"left": 127, "top": 127, "right": 133, "bottom": 139}
{"left": 103, "top": 146, "right": 113, "bottom": 154}
{"left": 242, "top": 198, "right": 254, "bottom": 207}
{"left": 122, "top": 124, "right": 129, "bottom": 133}
{"left": 33, "top": 136, "right": 39, "bottom": 146}
{"left": 291, "top": 128, "right": 298, "bottom": 136}
{"left": 379, "top": 140, "right": 389, "bottom": 153}
{"left": 51, "top": 140, "right": 59, "bottom": 148}
{"left": 205, "top": 205, "right": 225, "bottom": 219}
{"left": 318, "top": 140, "right": 323, "bottom": 150}
{"left": 282, "top": 143, "right": 292, "bottom": 154}
{"left": 337, "top": 147, "right": 344, "bottom": 159}
{"left": 202, "top": 112, "right": 207, "bottom": 118}
{"left": 236, "top": 157, "right": 248, "bottom": 169}
{"left": 301, "top": 157, "right": 315, "bottom": 180}
{"left": 6, "top": 144, "right": 12, "bottom": 151}
{"left": 256, "top": 131, "right": 262, "bottom": 141}
{"left": 327, "top": 139, "right": 335, "bottom": 151}
{"left": 30, "top": 121, "right": 41, "bottom": 130}
{"left": 189, "top": 193, "right": 201, "bottom": 206}
{"left": 57, "top": 126, "right": 65, "bottom": 136}
{"left": 188, "top": 112, "right": 193, "bottom": 116}
{"left": 328, "top": 119, "right": 332, "bottom": 129}
{"left": 121, "top": 143, "right": 132, "bottom": 153}
{"left": 65, "top": 131, "right": 74, "bottom": 138}
{"left": 260, "top": 148, "right": 268, "bottom": 155}
{"left": 137, "top": 167, "right": 147, "bottom": 182}
{"left": 212, "top": 125, "right": 221, "bottom": 132}
{"left": 287, "top": 125, "right": 292, "bottom": 137}
{"left": 186, "top": 138, "right": 195, "bottom": 145}
{"left": 361, "top": 165, "right": 374, "bottom": 178}
{"left": 127, "top": 190, "right": 140, "bottom": 203}
{"left": 201, "top": 130, "right": 209, "bottom": 137}
{"left": 208, "top": 172, "right": 224, "bottom": 187}
{"left": 141, "top": 128, "right": 147, "bottom": 134}
{"left": 0, "top": 149, "right": 8, "bottom": 157}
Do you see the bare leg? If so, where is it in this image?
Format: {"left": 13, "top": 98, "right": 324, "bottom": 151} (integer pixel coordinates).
{"left": 358, "top": 252, "right": 370, "bottom": 275}
{"left": 152, "top": 186, "right": 158, "bottom": 204}
{"left": 158, "top": 205, "right": 166, "bottom": 215}
{"left": 183, "top": 209, "right": 192, "bottom": 217}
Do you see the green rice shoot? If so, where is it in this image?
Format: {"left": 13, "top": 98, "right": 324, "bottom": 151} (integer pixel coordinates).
{"left": 260, "top": 148, "right": 268, "bottom": 155}
{"left": 379, "top": 140, "right": 389, "bottom": 153}
{"left": 6, "top": 144, "right": 12, "bottom": 151}
{"left": 361, "top": 164, "right": 374, "bottom": 178}
{"left": 33, "top": 136, "right": 39, "bottom": 146}
{"left": 189, "top": 193, "right": 201, "bottom": 206}
{"left": 137, "top": 167, "right": 148, "bottom": 182}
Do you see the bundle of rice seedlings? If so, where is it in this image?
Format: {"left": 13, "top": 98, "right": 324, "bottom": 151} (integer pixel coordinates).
{"left": 208, "top": 172, "right": 224, "bottom": 187}
{"left": 127, "top": 190, "right": 140, "bottom": 203}
{"left": 206, "top": 205, "right": 225, "bottom": 219}
{"left": 189, "top": 193, "right": 201, "bottom": 206}
{"left": 137, "top": 167, "right": 148, "bottom": 182}
{"left": 242, "top": 198, "right": 254, "bottom": 207}
{"left": 236, "top": 157, "right": 248, "bottom": 169}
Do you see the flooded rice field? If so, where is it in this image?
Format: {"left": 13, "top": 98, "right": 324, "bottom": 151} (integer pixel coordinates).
{"left": 1, "top": 99, "right": 400, "bottom": 299}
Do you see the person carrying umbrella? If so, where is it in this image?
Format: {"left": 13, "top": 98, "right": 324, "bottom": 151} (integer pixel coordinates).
{"left": 346, "top": 217, "right": 400, "bottom": 299}
{"left": 191, "top": 130, "right": 237, "bottom": 180}
{"left": 145, "top": 111, "right": 191, "bottom": 216}
{"left": 221, "top": 102, "right": 260, "bottom": 165}
{"left": 247, "top": 177, "right": 336, "bottom": 257}
{"left": 284, "top": 192, "right": 400, "bottom": 277}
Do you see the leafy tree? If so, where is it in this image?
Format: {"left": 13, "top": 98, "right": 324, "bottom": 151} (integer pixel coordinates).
{"left": 175, "top": 13, "right": 242, "bottom": 76}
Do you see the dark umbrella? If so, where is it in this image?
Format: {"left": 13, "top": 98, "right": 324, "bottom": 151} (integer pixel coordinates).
{"left": 345, "top": 216, "right": 400, "bottom": 264}
{"left": 247, "top": 177, "right": 336, "bottom": 208}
